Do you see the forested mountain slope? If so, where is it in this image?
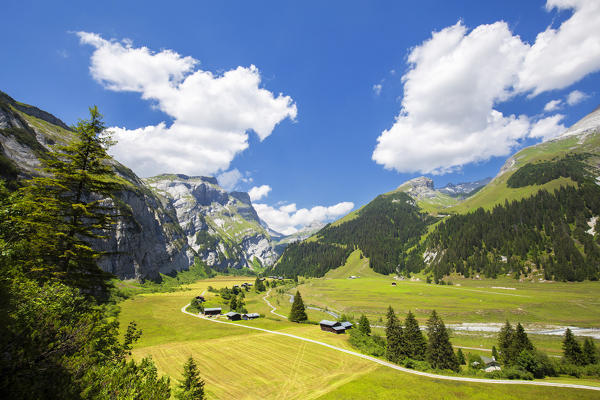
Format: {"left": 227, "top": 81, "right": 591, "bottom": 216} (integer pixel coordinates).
{"left": 273, "top": 190, "right": 435, "bottom": 277}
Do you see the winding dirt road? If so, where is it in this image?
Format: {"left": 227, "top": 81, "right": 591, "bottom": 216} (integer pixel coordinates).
{"left": 181, "top": 303, "right": 600, "bottom": 392}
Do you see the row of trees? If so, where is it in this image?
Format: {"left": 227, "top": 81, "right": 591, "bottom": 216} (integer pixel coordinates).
{"left": 0, "top": 107, "right": 206, "bottom": 398}
{"left": 385, "top": 308, "right": 459, "bottom": 371}
{"left": 563, "top": 328, "right": 598, "bottom": 366}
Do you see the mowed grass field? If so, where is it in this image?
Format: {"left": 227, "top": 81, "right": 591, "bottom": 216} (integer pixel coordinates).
{"left": 118, "top": 276, "right": 600, "bottom": 399}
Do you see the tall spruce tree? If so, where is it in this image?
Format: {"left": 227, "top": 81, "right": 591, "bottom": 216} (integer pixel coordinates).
{"left": 498, "top": 321, "right": 515, "bottom": 364}
{"left": 175, "top": 357, "right": 205, "bottom": 400}
{"left": 7, "top": 106, "right": 120, "bottom": 297}
{"left": 403, "top": 311, "right": 427, "bottom": 360}
{"left": 511, "top": 323, "right": 534, "bottom": 356}
{"left": 289, "top": 291, "right": 307, "bottom": 322}
{"left": 426, "top": 310, "right": 459, "bottom": 371}
{"left": 563, "top": 328, "right": 584, "bottom": 365}
{"left": 358, "top": 314, "right": 371, "bottom": 336}
{"left": 583, "top": 337, "right": 598, "bottom": 365}
{"left": 385, "top": 306, "right": 405, "bottom": 363}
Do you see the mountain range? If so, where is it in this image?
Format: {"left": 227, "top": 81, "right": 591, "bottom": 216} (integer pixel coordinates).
{"left": 3, "top": 89, "right": 600, "bottom": 284}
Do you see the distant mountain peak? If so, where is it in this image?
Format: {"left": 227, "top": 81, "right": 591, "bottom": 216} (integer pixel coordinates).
{"left": 438, "top": 177, "right": 492, "bottom": 197}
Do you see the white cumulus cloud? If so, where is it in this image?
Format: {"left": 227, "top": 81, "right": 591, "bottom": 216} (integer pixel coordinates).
{"left": 566, "top": 90, "right": 589, "bottom": 105}
{"left": 544, "top": 99, "right": 563, "bottom": 112}
{"left": 254, "top": 201, "right": 354, "bottom": 235}
{"left": 248, "top": 185, "right": 272, "bottom": 202}
{"left": 77, "top": 32, "right": 297, "bottom": 177}
{"left": 529, "top": 114, "right": 566, "bottom": 140}
{"left": 373, "top": 0, "right": 600, "bottom": 175}
{"left": 517, "top": 0, "right": 600, "bottom": 95}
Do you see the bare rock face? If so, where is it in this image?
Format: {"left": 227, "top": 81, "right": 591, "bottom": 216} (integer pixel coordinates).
{"left": 145, "top": 174, "right": 279, "bottom": 271}
{"left": 396, "top": 176, "right": 437, "bottom": 199}
{"left": 0, "top": 92, "right": 192, "bottom": 280}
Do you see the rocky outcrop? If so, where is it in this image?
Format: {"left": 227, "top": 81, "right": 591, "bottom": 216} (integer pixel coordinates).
{"left": 145, "top": 174, "right": 279, "bottom": 271}
{"left": 0, "top": 92, "right": 192, "bottom": 280}
{"left": 395, "top": 176, "right": 437, "bottom": 199}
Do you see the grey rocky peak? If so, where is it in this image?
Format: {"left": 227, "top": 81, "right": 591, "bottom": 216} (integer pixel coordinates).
{"left": 144, "top": 174, "right": 279, "bottom": 271}
{"left": 396, "top": 176, "right": 437, "bottom": 199}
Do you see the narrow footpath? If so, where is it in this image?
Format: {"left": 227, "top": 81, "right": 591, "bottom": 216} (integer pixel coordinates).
{"left": 181, "top": 303, "right": 600, "bottom": 392}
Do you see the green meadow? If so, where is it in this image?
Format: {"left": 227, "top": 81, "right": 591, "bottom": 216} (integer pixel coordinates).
{"left": 117, "top": 273, "right": 600, "bottom": 399}
{"left": 296, "top": 251, "right": 600, "bottom": 328}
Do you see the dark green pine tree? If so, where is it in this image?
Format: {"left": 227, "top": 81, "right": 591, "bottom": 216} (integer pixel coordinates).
{"left": 457, "top": 348, "right": 466, "bottom": 365}
{"left": 498, "top": 321, "right": 515, "bottom": 364}
{"left": 583, "top": 337, "right": 598, "bottom": 365}
{"left": 385, "top": 306, "right": 405, "bottom": 363}
{"left": 426, "top": 310, "right": 459, "bottom": 372}
{"left": 229, "top": 296, "right": 238, "bottom": 311}
{"left": 7, "top": 106, "right": 120, "bottom": 297}
{"left": 289, "top": 291, "right": 307, "bottom": 322}
{"left": 175, "top": 356, "right": 205, "bottom": 400}
{"left": 511, "top": 322, "right": 534, "bottom": 358}
{"left": 563, "top": 328, "right": 584, "bottom": 365}
{"left": 403, "top": 311, "right": 427, "bottom": 360}
{"left": 358, "top": 314, "right": 371, "bottom": 336}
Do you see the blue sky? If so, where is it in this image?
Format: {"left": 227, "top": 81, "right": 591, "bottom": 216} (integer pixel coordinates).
{"left": 2, "top": 0, "right": 600, "bottom": 234}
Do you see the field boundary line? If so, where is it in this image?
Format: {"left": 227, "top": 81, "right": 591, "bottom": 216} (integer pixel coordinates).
{"left": 181, "top": 303, "right": 600, "bottom": 392}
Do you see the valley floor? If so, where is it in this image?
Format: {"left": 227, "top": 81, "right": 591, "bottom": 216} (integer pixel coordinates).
{"left": 118, "top": 276, "right": 600, "bottom": 399}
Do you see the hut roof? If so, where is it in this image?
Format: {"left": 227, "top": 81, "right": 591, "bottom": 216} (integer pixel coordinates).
{"left": 319, "top": 320, "right": 341, "bottom": 327}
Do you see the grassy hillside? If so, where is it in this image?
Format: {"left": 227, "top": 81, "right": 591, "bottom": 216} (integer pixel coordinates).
{"left": 448, "top": 132, "right": 600, "bottom": 214}
{"left": 323, "top": 249, "right": 383, "bottom": 279}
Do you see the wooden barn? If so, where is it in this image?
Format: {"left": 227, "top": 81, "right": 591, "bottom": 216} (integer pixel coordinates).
{"left": 225, "top": 312, "right": 242, "bottom": 321}
{"left": 204, "top": 307, "right": 221, "bottom": 316}
{"left": 319, "top": 320, "right": 346, "bottom": 334}
{"left": 242, "top": 313, "right": 260, "bottom": 320}
{"left": 341, "top": 321, "right": 353, "bottom": 330}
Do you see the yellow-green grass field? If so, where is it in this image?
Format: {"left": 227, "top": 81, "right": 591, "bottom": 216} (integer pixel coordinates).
{"left": 118, "top": 276, "right": 600, "bottom": 399}
{"left": 316, "top": 366, "right": 600, "bottom": 400}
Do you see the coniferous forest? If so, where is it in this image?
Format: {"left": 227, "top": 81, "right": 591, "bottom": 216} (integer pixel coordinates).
{"left": 274, "top": 191, "right": 434, "bottom": 277}
{"left": 427, "top": 182, "right": 600, "bottom": 282}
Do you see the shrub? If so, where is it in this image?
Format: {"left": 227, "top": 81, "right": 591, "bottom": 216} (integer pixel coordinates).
{"left": 501, "top": 367, "right": 534, "bottom": 380}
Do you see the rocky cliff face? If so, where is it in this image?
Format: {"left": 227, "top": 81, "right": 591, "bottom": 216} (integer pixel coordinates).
{"left": 145, "top": 174, "right": 279, "bottom": 271}
{"left": 0, "top": 92, "right": 192, "bottom": 280}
